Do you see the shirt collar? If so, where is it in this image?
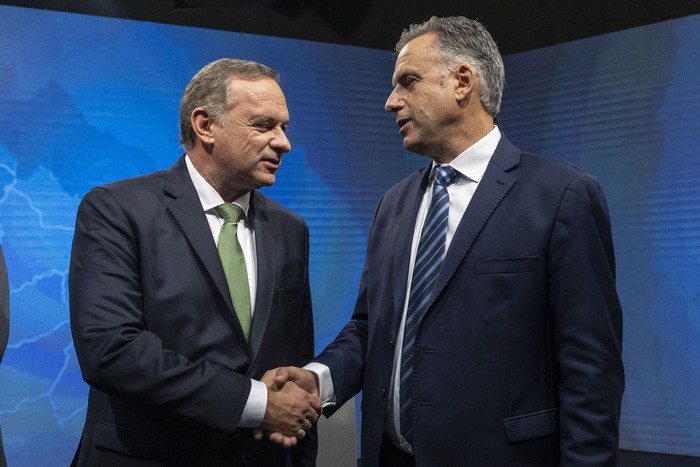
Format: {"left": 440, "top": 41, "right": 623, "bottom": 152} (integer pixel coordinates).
{"left": 185, "top": 154, "right": 251, "bottom": 216}
{"left": 433, "top": 125, "right": 501, "bottom": 183}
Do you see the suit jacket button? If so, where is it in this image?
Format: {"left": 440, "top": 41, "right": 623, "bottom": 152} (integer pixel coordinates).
{"left": 381, "top": 387, "right": 387, "bottom": 399}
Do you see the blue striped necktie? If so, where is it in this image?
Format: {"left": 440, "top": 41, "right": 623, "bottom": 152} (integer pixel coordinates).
{"left": 400, "top": 165, "right": 458, "bottom": 447}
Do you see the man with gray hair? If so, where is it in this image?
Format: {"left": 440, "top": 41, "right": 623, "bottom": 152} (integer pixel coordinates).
{"left": 70, "top": 58, "right": 319, "bottom": 466}
{"left": 267, "top": 16, "right": 624, "bottom": 466}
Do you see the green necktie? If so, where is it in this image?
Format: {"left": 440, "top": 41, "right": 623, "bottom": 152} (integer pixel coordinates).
{"left": 216, "top": 203, "right": 251, "bottom": 341}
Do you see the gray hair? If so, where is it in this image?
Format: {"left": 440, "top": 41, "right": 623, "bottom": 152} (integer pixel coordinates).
{"left": 396, "top": 16, "right": 505, "bottom": 117}
{"left": 179, "top": 58, "right": 280, "bottom": 149}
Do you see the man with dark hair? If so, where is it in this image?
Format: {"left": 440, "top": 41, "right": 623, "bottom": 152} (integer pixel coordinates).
{"left": 268, "top": 16, "right": 624, "bottom": 466}
{"left": 70, "top": 58, "right": 319, "bottom": 466}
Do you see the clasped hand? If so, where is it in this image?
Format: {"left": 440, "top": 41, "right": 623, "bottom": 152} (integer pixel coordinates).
{"left": 256, "top": 366, "right": 321, "bottom": 447}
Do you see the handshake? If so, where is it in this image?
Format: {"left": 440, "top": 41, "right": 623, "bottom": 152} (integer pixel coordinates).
{"left": 255, "top": 366, "right": 322, "bottom": 447}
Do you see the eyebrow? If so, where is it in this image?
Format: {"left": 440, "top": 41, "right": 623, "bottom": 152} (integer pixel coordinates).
{"left": 250, "top": 115, "right": 289, "bottom": 126}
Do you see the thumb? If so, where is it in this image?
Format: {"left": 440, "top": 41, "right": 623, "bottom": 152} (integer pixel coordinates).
{"left": 273, "top": 366, "right": 291, "bottom": 386}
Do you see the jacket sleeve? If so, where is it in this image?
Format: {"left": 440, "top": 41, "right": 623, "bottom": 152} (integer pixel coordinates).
{"left": 549, "top": 173, "right": 625, "bottom": 466}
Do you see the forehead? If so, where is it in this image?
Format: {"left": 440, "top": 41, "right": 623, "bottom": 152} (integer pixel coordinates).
{"left": 228, "top": 77, "right": 288, "bottom": 111}
{"left": 392, "top": 33, "right": 442, "bottom": 83}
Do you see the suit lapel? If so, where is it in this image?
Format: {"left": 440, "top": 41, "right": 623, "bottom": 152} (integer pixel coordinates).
{"left": 163, "top": 157, "right": 249, "bottom": 343}
{"left": 429, "top": 135, "right": 520, "bottom": 311}
{"left": 247, "top": 192, "right": 275, "bottom": 358}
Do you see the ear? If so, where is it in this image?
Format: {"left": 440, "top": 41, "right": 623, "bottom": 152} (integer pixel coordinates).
{"left": 454, "top": 63, "right": 476, "bottom": 103}
{"left": 191, "top": 107, "right": 215, "bottom": 146}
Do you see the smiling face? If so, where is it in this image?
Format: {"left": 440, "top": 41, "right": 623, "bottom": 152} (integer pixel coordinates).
{"left": 193, "top": 76, "right": 291, "bottom": 201}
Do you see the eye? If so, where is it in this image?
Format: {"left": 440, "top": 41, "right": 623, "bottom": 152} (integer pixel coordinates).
{"left": 252, "top": 118, "right": 287, "bottom": 133}
{"left": 252, "top": 120, "right": 275, "bottom": 132}
{"left": 397, "top": 75, "right": 418, "bottom": 90}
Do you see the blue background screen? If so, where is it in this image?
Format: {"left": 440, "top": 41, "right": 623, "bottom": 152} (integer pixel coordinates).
{"left": 0, "top": 6, "right": 698, "bottom": 464}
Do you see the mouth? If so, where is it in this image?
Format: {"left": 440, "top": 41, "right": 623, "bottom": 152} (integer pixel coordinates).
{"left": 396, "top": 117, "right": 410, "bottom": 135}
{"left": 261, "top": 157, "right": 281, "bottom": 172}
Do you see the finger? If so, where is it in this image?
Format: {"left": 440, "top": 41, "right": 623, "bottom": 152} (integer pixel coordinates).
{"left": 301, "top": 418, "right": 312, "bottom": 431}
{"left": 305, "top": 405, "right": 320, "bottom": 423}
{"left": 261, "top": 369, "right": 284, "bottom": 391}
{"left": 305, "top": 410, "right": 318, "bottom": 424}
{"left": 253, "top": 428, "right": 264, "bottom": 441}
{"left": 269, "top": 431, "right": 298, "bottom": 448}
{"left": 310, "top": 397, "right": 322, "bottom": 413}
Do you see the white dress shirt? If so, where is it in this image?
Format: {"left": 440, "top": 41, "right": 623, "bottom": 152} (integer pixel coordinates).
{"left": 185, "top": 155, "right": 266, "bottom": 428}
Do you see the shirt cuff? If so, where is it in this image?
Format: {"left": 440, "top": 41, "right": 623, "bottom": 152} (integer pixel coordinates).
{"left": 239, "top": 379, "right": 267, "bottom": 428}
{"left": 304, "top": 362, "right": 336, "bottom": 408}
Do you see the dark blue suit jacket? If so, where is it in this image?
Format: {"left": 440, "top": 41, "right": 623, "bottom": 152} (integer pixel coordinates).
{"left": 69, "top": 156, "right": 316, "bottom": 466}
{"left": 316, "top": 134, "right": 624, "bottom": 466}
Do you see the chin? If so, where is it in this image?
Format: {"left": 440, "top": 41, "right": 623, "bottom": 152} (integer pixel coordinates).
{"left": 403, "top": 141, "right": 425, "bottom": 156}
{"left": 258, "top": 175, "right": 276, "bottom": 187}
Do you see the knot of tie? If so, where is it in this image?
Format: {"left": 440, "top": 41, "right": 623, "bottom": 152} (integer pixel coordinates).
{"left": 434, "top": 165, "right": 458, "bottom": 188}
{"left": 217, "top": 203, "right": 244, "bottom": 224}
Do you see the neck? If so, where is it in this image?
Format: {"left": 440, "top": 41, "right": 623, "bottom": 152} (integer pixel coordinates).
{"left": 433, "top": 118, "right": 495, "bottom": 164}
{"left": 187, "top": 145, "right": 249, "bottom": 202}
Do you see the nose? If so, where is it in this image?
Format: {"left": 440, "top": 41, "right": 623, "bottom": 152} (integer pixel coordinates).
{"left": 272, "top": 128, "right": 291, "bottom": 153}
{"left": 385, "top": 88, "right": 403, "bottom": 113}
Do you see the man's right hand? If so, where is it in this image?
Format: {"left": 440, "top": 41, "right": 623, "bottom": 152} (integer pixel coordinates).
{"left": 267, "top": 366, "right": 320, "bottom": 400}
{"left": 258, "top": 367, "right": 321, "bottom": 447}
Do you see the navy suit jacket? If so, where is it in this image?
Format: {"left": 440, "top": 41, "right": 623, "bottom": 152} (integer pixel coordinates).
{"left": 69, "top": 156, "right": 316, "bottom": 466}
{"left": 316, "top": 133, "right": 624, "bottom": 466}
